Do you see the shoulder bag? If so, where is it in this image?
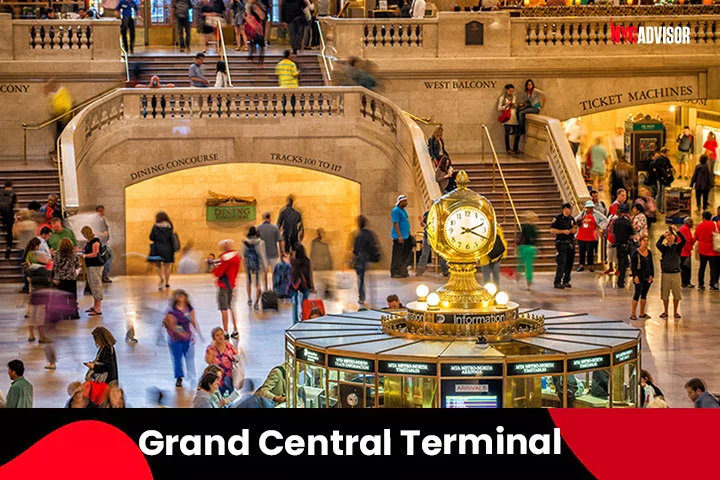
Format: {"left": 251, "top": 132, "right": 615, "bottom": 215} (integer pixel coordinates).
{"left": 713, "top": 222, "right": 720, "bottom": 253}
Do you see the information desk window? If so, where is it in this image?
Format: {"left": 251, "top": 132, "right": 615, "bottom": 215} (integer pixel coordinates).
{"left": 506, "top": 375, "right": 565, "bottom": 408}
{"left": 568, "top": 370, "right": 610, "bottom": 408}
{"left": 612, "top": 361, "right": 638, "bottom": 408}
{"left": 295, "top": 361, "right": 327, "bottom": 409}
{"left": 382, "top": 375, "right": 437, "bottom": 408}
{"left": 328, "top": 370, "right": 377, "bottom": 408}
{"left": 441, "top": 379, "right": 503, "bottom": 408}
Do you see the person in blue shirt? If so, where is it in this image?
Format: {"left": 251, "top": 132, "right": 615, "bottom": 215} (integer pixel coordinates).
{"left": 116, "top": 0, "right": 139, "bottom": 54}
{"left": 390, "top": 194, "right": 412, "bottom": 278}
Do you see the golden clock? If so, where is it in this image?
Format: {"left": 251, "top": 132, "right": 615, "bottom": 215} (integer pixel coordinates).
{"left": 425, "top": 170, "right": 497, "bottom": 308}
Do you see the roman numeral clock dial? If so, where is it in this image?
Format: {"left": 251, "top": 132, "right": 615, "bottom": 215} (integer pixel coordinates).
{"left": 443, "top": 206, "right": 490, "bottom": 253}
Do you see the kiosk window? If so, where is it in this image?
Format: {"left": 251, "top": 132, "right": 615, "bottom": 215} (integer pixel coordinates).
{"left": 382, "top": 375, "right": 437, "bottom": 408}
{"left": 571, "top": 369, "right": 610, "bottom": 408}
{"left": 612, "top": 361, "right": 638, "bottom": 408}
{"left": 295, "top": 362, "right": 327, "bottom": 408}
{"left": 506, "top": 375, "right": 567, "bottom": 408}
{"left": 441, "top": 379, "right": 502, "bottom": 408}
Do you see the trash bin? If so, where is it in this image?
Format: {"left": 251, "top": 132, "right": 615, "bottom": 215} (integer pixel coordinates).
{"left": 665, "top": 187, "right": 692, "bottom": 224}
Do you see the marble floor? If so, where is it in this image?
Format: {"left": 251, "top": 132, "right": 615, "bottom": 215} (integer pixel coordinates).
{"left": 1, "top": 246, "right": 719, "bottom": 408}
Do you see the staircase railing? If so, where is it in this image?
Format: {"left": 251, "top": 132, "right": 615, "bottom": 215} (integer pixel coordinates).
{"left": 120, "top": 35, "right": 129, "bottom": 83}
{"left": 216, "top": 18, "right": 233, "bottom": 87}
{"left": 317, "top": 20, "right": 333, "bottom": 84}
{"left": 22, "top": 84, "right": 121, "bottom": 165}
{"left": 480, "top": 124, "right": 522, "bottom": 246}
{"left": 545, "top": 125, "right": 583, "bottom": 214}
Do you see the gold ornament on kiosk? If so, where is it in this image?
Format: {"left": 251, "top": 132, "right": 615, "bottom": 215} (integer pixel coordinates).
{"left": 384, "top": 170, "right": 544, "bottom": 342}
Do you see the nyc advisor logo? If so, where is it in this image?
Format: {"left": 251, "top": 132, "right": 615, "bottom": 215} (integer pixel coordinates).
{"left": 610, "top": 21, "right": 691, "bottom": 45}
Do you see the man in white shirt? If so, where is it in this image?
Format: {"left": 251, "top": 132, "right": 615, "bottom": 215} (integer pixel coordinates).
{"left": 565, "top": 117, "right": 586, "bottom": 159}
{"left": 36, "top": 227, "right": 52, "bottom": 259}
{"left": 410, "top": 0, "right": 426, "bottom": 18}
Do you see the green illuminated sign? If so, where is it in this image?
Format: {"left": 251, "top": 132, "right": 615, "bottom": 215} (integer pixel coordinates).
{"left": 206, "top": 205, "right": 256, "bottom": 222}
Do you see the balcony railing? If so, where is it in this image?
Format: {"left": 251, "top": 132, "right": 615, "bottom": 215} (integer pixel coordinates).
{"left": 322, "top": 12, "right": 719, "bottom": 60}
{"left": 1, "top": 15, "right": 121, "bottom": 59}
{"left": 58, "top": 87, "right": 441, "bottom": 213}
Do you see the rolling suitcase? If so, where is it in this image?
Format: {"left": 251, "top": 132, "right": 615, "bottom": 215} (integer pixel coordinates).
{"left": 261, "top": 291, "right": 279, "bottom": 310}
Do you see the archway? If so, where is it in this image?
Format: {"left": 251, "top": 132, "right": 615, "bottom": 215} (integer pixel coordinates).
{"left": 124, "top": 163, "right": 361, "bottom": 275}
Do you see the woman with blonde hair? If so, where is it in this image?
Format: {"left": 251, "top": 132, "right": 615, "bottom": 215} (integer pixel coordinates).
{"left": 517, "top": 211, "right": 539, "bottom": 290}
{"left": 100, "top": 383, "right": 127, "bottom": 408}
{"left": 81, "top": 225, "right": 104, "bottom": 316}
{"left": 53, "top": 237, "right": 80, "bottom": 320}
{"left": 428, "top": 125, "right": 448, "bottom": 166}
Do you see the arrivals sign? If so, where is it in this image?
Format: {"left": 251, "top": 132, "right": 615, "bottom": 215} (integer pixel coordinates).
{"left": 440, "top": 363, "right": 503, "bottom": 377}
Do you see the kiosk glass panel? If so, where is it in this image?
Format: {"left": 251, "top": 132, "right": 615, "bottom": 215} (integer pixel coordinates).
{"left": 295, "top": 362, "right": 327, "bottom": 408}
{"left": 612, "top": 361, "right": 638, "bottom": 408}
{"left": 506, "top": 375, "right": 565, "bottom": 408}
{"left": 382, "top": 375, "right": 437, "bottom": 408}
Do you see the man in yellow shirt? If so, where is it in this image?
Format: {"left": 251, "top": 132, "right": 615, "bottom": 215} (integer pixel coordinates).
{"left": 275, "top": 50, "right": 300, "bottom": 88}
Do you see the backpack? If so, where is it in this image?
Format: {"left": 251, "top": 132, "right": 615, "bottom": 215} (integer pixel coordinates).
{"left": 0, "top": 191, "right": 13, "bottom": 213}
{"left": 273, "top": 261, "right": 292, "bottom": 298}
{"left": 96, "top": 244, "right": 108, "bottom": 266}
{"left": 244, "top": 241, "right": 260, "bottom": 272}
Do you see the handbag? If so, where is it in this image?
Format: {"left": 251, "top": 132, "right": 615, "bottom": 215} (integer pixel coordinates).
{"left": 498, "top": 106, "right": 511, "bottom": 123}
{"left": 713, "top": 222, "right": 720, "bottom": 253}
{"left": 83, "top": 380, "right": 108, "bottom": 405}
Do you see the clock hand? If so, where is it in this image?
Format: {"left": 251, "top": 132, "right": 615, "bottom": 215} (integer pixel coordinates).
{"left": 461, "top": 228, "right": 487, "bottom": 240}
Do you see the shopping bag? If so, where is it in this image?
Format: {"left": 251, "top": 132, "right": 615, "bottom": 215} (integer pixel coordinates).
{"left": 302, "top": 297, "right": 326, "bottom": 320}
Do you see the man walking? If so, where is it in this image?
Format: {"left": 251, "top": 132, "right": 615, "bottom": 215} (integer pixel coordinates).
{"left": 275, "top": 50, "right": 300, "bottom": 88}
{"left": 281, "top": 0, "right": 305, "bottom": 55}
{"left": 115, "top": 0, "right": 138, "bottom": 54}
{"left": 96, "top": 205, "right": 113, "bottom": 283}
{"left": 352, "top": 215, "right": 380, "bottom": 304}
{"left": 604, "top": 188, "right": 627, "bottom": 275}
{"left": 390, "top": 194, "right": 412, "bottom": 278}
{"left": 0, "top": 181, "right": 17, "bottom": 260}
{"left": 589, "top": 137, "right": 608, "bottom": 192}
{"left": 685, "top": 378, "right": 720, "bottom": 408}
{"left": 172, "top": 0, "right": 192, "bottom": 52}
{"left": 676, "top": 126, "right": 694, "bottom": 180}
{"left": 6, "top": 360, "right": 33, "bottom": 408}
{"left": 277, "top": 196, "right": 303, "bottom": 253}
{"left": 550, "top": 203, "right": 577, "bottom": 289}
{"left": 612, "top": 203, "right": 634, "bottom": 289}
{"left": 211, "top": 240, "right": 240, "bottom": 339}
{"left": 656, "top": 227, "right": 686, "bottom": 318}
{"left": 257, "top": 212, "right": 283, "bottom": 291}
{"left": 189, "top": 53, "right": 210, "bottom": 87}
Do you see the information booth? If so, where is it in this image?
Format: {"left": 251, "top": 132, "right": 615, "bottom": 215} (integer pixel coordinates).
{"left": 285, "top": 309, "right": 642, "bottom": 409}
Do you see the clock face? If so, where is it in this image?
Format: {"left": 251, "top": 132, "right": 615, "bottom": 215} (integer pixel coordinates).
{"left": 443, "top": 206, "right": 490, "bottom": 253}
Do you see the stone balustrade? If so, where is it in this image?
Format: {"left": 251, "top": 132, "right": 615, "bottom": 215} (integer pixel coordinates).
{"left": 59, "top": 87, "right": 440, "bottom": 212}
{"left": 322, "top": 12, "right": 719, "bottom": 60}
{"left": 0, "top": 14, "right": 121, "bottom": 60}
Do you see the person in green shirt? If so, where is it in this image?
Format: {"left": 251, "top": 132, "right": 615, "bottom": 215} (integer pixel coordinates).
{"left": 6, "top": 359, "right": 33, "bottom": 408}
{"left": 47, "top": 217, "right": 77, "bottom": 252}
{"left": 518, "top": 211, "right": 539, "bottom": 291}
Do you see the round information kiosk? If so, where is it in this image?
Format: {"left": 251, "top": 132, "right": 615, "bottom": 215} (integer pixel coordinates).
{"left": 284, "top": 171, "right": 641, "bottom": 409}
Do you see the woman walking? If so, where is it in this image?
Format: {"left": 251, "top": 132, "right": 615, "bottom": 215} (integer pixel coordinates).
{"left": 690, "top": 154, "right": 712, "bottom": 213}
{"left": 290, "top": 243, "right": 314, "bottom": 324}
{"left": 630, "top": 235, "right": 653, "bottom": 320}
{"left": 517, "top": 211, "right": 539, "bottom": 290}
{"left": 164, "top": 289, "right": 200, "bottom": 388}
{"left": 149, "top": 211, "right": 177, "bottom": 291}
{"left": 640, "top": 370, "right": 666, "bottom": 408}
{"left": 81, "top": 226, "right": 104, "bottom": 316}
{"left": 230, "top": 0, "right": 247, "bottom": 50}
{"left": 52, "top": 237, "right": 80, "bottom": 320}
{"left": 204, "top": 326, "right": 242, "bottom": 395}
{"left": 243, "top": 226, "right": 267, "bottom": 310}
